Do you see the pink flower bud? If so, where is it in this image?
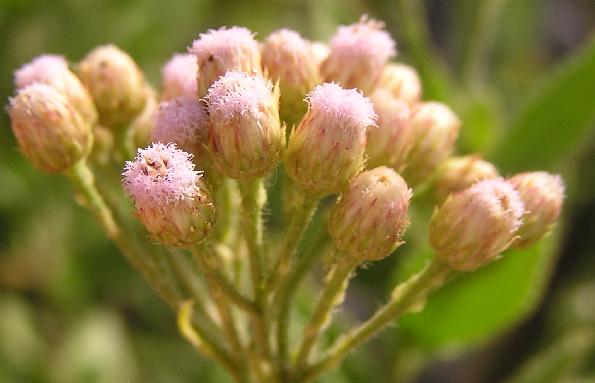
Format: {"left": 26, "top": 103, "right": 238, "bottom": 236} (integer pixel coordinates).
{"left": 328, "top": 167, "right": 412, "bottom": 261}
{"left": 15, "top": 54, "right": 98, "bottom": 124}
{"left": 403, "top": 102, "right": 460, "bottom": 185}
{"left": 261, "top": 29, "right": 319, "bottom": 124}
{"left": 160, "top": 53, "right": 198, "bottom": 100}
{"left": 152, "top": 96, "right": 211, "bottom": 173}
{"left": 206, "top": 71, "right": 283, "bottom": 180}
{"left": 122, "top": 143, "right": 215, "bottom": 248}
{"left": 8, "top": 84, "right": 92, "bottom": 173}
{"left": 366, "top": 90, "right": 413, "bottom": 171}
{"left": 285, "top": 83, "right": 376, "bottom": 196}
{"left": 433, "top": 155, "right": 499, "bottom": 203}
{"left": 429, "top": 178, "right": 525, "bottom": 271}
{"left": 311, "top": 42, "right": 330, "bottom": 68}
{"left": 377, "top": 63, "right": 422, "bottom": 106}
{"left": 189, "top": 27, "right": 262, "bottom": 98}
{"left": 321, "top": 17, "right": 396, "bottom": 94}
{"left": 509, "top": 172, "right": 565, "bottom": 248}
{"left": 77, "top": 45, "right": 147, "bottom": 127}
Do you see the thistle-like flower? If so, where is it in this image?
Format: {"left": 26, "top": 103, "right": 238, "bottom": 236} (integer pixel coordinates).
{"left": 122, "top": 143, "right": 215, "bottom": 248}
{"left": 509, "top": 172, "right": 565, "bottom": 248}
{"left": 189, "top": 27, "right": 262, "bottom": 98}
{"left": 429, "top": 178, "right": 525, "bottom": 271}
{"left": 328, "top": 167, "right": 412, "bottom": 261}
{"left": 366, "top": 90, "right": 413, "bottom": 171}
{"left": 206, "top": 71, "right": 283, "bottom": 180}
{"left": 377, "top": 63, "right": 422, "bottom": 106}
{"left": 321, "top": 17, "right": 396, "bottom": 94}
{"left": 152, "top": 96, "right": 212, "bottom": 173}
{"left": 160, "top": 53, "right": 198, "bottom": 100}
{"left": 8, "top": 84, "right": 92, "bottom": 173}
{"left": 15, "top": 54, "right": 98, "bottom": 124}
{"left": 261, "top": 29, "right": 319, "bottom": 124}
{"left": 433, "top": 155, "right": 499, "bottom": 203}
{"left": 403, "top": 102, "right": 460, "bottom": 185}
{"left": 77, "top": 44, "right": 147, "bottom": 127}
{"left": 285, "top": 83, "right": 376, "bottom": 196}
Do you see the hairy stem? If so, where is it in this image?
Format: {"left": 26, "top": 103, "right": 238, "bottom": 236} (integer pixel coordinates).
{"left": 294, "top": 255, "right": 359, "bottom": 371}
{"left": 296, "top": 259, "right": 455, "bottom": 382}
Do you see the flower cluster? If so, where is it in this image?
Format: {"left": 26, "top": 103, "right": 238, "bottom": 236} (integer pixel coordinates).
{"left": 7, "top": 16, "right": 565, "bottom": 383}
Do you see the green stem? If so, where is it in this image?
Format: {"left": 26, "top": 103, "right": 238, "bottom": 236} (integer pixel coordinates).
{"left": 296, "top": 259, "right": 455, "bottom": 383}
{"left": 268, "top": 190, "right": 318, "bottom": 295}
{"left": 275, "top": 238, "right": 329, "bottom": 377}
{"left": 192, "top": 246, "right": 244, "bottom": 361}
{"left": 294, "top": 255, "right": 359, "bottom": 371}
{"left": 238, "top": 178, "right": 272, "bottom": 366}
{"left": 66, "top": 160, "right": 178, "bottom": 308}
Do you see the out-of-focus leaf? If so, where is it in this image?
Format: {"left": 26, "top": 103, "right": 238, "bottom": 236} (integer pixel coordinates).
{"left": 490, "top": 37, "right": 595, "bottom": 172}
{"left": 399, "top": 236, "right": 556, "bottom": 350}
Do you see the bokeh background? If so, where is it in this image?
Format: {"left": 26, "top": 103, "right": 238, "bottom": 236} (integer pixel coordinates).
{"left": 1, "top": 0, "right": 594, "bottom": 382}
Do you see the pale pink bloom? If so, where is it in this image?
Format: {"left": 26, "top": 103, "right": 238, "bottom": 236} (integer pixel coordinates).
{"left": 286, "top": 83, "right": 376, "bottom": 195}
{"left": 429, "top": 178, "right": 525, "bottom": 271}
{"left": 378, "top": 63, "right": 422, "bottom": 106}
{"left": 15, "top": 54, "right": 97, "bottom": 124}
{"left": 161, "top": 53, "right": 198, "bottom": 100}
{"left": 152, "top": 96, "right": 209, "bottom": 158}
{"left": 189, "top": 27, "right": 261, "bottom": 97}
{"left": 321, "top": 17, "right": 396, "bottom": 93}
{"left": 206, "top": 71, "right": 283, "bottom": 180}
{"left": 433, "top": 155, "right": 499, "bottom": 203}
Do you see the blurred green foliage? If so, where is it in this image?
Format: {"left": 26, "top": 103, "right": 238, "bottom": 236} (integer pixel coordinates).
{"left": 1, "top": 0, "right": 594, "bottom": 382}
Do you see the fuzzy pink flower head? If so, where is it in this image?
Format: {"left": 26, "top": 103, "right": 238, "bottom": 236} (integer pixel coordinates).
{"left": 206, "top": 71, "right": 283, "bottom": 180}
{"left": 8, "top": 83, "right": 92, "bottom": 173}
{"left": 152, "top": 96, "right": 209, "bottom": 160}
{"left": 286, "top": 83, "right": 377, "bottom": 196}
{"left": 429, "top": 178, "right": 525, "bottom": 271}
{"left": 366, "top": 90, "right": 413, "bottom": 171}
{"left": 189, "top": 26, "right": 262, "bottom": 98}
{"left": 322, "top": 17, "right": 396, "bottom": 93}
{"left": 15, "top": 54, "right": 98, "bottom": 124}
{"left": 328, "top": 166, "right": 412, "bottom": 261}
{"left": 161, "top": 53, "right": 198, "bottom": 100}
{"left": 123, "top": 143, "right": 215, "bottom": 247}
{"left": 509, "top": 172, "right": 565, "bottom": 248}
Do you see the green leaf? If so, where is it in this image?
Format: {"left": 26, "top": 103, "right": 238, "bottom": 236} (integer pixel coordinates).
{"left": 399, "top": 236, "right": 557, "bottom": 351}
{"left": 489, "top": 36, "right": 595, "bottom": 172}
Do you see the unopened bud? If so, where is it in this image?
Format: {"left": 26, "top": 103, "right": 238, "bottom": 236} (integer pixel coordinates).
{"left": 77, "top": 45, "right": 147, "bottom": 127}
{"left": 286, "top": 83, "right": 376, "bottom": 196}
{"left": 206, "top": 71, "right": 283, "bottom": 180}
{"left": 122, "top": 143, "right": 215, "bottom": 248}
{"left": 366, "top": 90, "right": 413, "bottom": 171}
{"left": 8, "top": 84, "right": 92, "bottom": 173}
{"left": 321, "top": 17, "right": 395, "bottom": 94}
{"left": 433, "top": 155, "right": 499, "bottom": 203}
{"left": 429, "top": 178, "right": 524, "bottom": 271}
{"left": 378, "top": 63, "right": 422, "bottom": 106}
{"left": 509, "top": 172, "right": 565, "bottom": 248}
{"left": 328, "top": 167, "right": 411, "bottom": 261}
{"left": 403, "top": 102, "right": 460, "bottom": 185}
{"left": 189, "top": 27, "right": 261, "bottom": 98}
{"left": 152, "top": 96, "right": 212, "bottom": 174}
{"left": 160, "top": 53, "right": 198, "bottom": 100}
{"left": 15, "top": 54, "right": 98, "bottom": 124}
{"left": 261, "top": 29, "right": 319, "bottom": 124}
